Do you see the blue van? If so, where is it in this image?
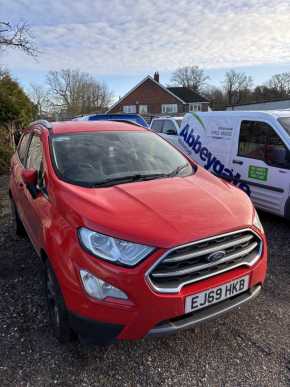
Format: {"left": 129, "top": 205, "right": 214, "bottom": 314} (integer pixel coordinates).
{"left": 73, "top": 113, "right": 148, "bottom": 128}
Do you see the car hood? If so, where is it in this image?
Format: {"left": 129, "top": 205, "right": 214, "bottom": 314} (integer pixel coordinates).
{"left": 57, "top": 168, "right": 254, "bottom": 249}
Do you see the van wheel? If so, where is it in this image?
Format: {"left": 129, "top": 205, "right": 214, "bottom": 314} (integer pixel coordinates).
{"left": 10, "top": 199, "right": 26, "bottom": 237}
{"left": 45, "top": 262, "right": 75, "bottom": 343}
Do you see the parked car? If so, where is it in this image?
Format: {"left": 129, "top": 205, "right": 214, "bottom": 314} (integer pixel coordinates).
{"left": 9, "top": 119, "right": 267, "bottom": 345}
{"left": 73, "top": 113, "right": 148, "bottom": 128}
{"left": 156, "top": 111, "right": 290, "bottom": 219}
{"left": 150, "top": 116, "right": 183, "bottom": 149}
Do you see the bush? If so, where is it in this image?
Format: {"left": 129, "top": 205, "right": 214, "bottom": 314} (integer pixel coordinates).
{"left": 0, "top": 128, "right": 13, "bottom": 175}
{"left": 0, "top": 142, "right": 13, "bottom": 175}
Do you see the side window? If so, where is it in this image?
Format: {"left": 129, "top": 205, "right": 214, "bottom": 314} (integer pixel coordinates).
{"left": 26, "top": 135, "right": 42, "bottom": 171}
{"left": 26, "top": 135, "right": 47, "bottom": 190}
{"left": 151, "top": 120, "right": 163, "bottom": 133}
{"left": 267, "top": 128, "right": 290, "bottom": 168}
{"left": 17, "top": 133, "right": 31, "bottom": 165}
{"left": 162, "top": 120, "right": 177, "bottom": 135}
{"left": 238, "top": 121, "right": 268, "bottom": 161}
{"left": 238, "top": 120, "right": 290, "bottom": 168}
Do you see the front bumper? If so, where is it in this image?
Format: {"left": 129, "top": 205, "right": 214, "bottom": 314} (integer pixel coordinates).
{"left": 55, "top": 229, "right": 267, "bottom": 343}
{"left": 148, "top": 284, "right": 262, "bottom": 336}
{"left": 68, "top": 284, "right": 262, "bottom": 345}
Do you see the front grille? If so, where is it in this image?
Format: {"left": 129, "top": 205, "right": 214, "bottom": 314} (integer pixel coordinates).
{"left": 147, "top": 229, "right": 262, "bottom": 293}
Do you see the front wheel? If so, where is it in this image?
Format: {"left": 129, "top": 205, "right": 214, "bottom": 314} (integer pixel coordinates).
{"left": 45, "top": 262, "right": 75, "bottom": 343}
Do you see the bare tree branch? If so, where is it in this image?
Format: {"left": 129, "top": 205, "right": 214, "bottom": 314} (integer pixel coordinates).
{"left": 267, "top": 72, "right": 290, "bottom": 97}
{"left": 170, "top": 66, "right": 209, "bottom": 92}
{"left": 0, "top": 21, "right": 38, "bottom": 57}
{"left": 223, "top": 70, "right": 253, "bottom": 105}
{"left": 29, "top": 84, "right": 51, "bottom": 116}
{"left": 47, "top": 69, "right": 113, "bottom": 117}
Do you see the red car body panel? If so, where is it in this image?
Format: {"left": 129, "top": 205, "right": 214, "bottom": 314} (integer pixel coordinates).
{"left": 9, "top": 121, "right": 268, "bottom": 342}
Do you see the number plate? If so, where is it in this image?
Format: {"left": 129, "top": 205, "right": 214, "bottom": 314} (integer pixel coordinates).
{"left": 185, "top": 275, "right": 249, "bottom": 314}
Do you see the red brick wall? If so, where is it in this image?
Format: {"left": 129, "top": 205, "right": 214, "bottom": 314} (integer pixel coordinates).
{"left": 108, "top": 78, "right": 184, "bottom": 114}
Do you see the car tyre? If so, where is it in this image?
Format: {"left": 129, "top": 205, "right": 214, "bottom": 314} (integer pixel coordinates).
{"left": 10, "top": 199, "right": 26, "bottom": 237}
{"left": 45, "top": 261, "right": 75, "bottom": 343}
{"left": 284, "top": 197, "right": 290, "bottom": 221}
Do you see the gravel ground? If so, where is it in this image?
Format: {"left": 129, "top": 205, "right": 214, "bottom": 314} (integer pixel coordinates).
{"left": 0, "top": 174, "right": 289, "bottom": 387}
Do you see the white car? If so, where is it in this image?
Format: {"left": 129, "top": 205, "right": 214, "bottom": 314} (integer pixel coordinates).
{"left": 150, "top": 117, "right": 183, "bottom": 150}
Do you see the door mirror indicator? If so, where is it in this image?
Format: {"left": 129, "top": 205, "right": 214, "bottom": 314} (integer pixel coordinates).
{"left": 22, "top": 169, "right": 38, "bottom": 186}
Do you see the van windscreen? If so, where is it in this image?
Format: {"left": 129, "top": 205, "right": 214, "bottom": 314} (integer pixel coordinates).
{"left": 278, "top": 117, "right": 290, "bottom": 135}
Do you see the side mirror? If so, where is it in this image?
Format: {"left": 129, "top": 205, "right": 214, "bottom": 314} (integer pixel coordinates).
{"left": 22, "top": 169, "right": 38, "bottom": 186}
{"left": 21, "top": 169, "right": 38, "bottom": 199}
{"left": 164, "top": 129, "right": 177, "bottom": 135}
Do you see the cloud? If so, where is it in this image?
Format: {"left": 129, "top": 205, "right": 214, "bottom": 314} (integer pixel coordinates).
{"left": 1, "top": 0, "right": 290, "bottom": 77}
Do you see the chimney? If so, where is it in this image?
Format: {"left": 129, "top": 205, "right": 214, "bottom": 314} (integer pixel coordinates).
{"left": 153, "top": 71, "right": 160, "bottom": 83}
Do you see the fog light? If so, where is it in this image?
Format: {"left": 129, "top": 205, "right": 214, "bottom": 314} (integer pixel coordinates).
{"left": 80, "top": 270, "right": 128, "bottom": 300}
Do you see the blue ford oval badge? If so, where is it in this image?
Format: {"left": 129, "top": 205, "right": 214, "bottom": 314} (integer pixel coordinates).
{"left": 206, "top": 250, "right": 226, "bottom": 263}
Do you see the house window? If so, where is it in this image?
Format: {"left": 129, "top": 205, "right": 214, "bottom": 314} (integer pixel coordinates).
{"left": 189, "top": 103, "right": 201, "bottom": 112}
{"left": 161, "top": 104, "right": 178, "bottom": 114}
{"left": 139, "top": 105, "right": 148, "bottom": 114}
{"left": 123, "top": 105, "right": 136, "bottom": 113}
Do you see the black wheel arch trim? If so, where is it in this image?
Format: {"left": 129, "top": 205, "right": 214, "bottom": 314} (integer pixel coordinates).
{"left": 68, "top": 312, "right": 124, "bottom": 346}
{"left": 284, "top": 197, "right": 290, "bottom": 220}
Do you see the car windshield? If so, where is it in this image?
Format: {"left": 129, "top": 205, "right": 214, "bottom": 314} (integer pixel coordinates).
{"left": 51, "top": 131, "right": 193, "bottom": 187}
{"left": 278, "top": 117, "right": 290, "bottom": 135}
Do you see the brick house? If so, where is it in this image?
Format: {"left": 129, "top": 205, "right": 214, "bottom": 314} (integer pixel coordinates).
{"left": 107, "top": 72, "right": 209, "bottom": 115}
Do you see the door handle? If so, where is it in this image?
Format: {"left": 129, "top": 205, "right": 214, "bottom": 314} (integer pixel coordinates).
{"left": 233, "top": 159, "right": 243, "bottom": 165}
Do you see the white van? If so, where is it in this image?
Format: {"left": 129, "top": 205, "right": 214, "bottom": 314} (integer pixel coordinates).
{"left": 152, "top": 111, "right": 290, "bottom": 219}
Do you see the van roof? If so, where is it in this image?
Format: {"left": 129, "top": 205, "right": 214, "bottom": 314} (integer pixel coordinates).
{"left": 193, "top": 110, "right": 290, "bottom": 119}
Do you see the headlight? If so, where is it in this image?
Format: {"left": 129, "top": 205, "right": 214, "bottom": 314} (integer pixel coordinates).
{"left": 80, "top": 270, "right": 128, "bottom": 300}
{"left": 253, "top": 210, "right": 264, "bottom": 232}
{"left": 78, "top": 227, "right": 154, "bottom": 266}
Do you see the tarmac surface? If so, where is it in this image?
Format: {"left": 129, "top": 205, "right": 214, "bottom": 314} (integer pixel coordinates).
{"left": 0, "top": 175, "right": 289, "bottom": 386}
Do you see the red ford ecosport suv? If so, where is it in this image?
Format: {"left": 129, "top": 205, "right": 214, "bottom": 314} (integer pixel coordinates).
{"left": 9, "top": 120, "right": 267, "bottom": 345}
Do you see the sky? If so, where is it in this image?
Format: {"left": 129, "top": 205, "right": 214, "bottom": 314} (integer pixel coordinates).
{"left": 1, "top": 0, "right": 290, "bottom": 99}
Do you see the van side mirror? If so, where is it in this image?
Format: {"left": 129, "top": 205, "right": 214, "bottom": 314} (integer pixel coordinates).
{"left": 164, "top": 129, "right": 177, "bottom": 135}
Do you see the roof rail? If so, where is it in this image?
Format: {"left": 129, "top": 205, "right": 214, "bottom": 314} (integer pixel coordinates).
{"left": 29, "top": 120, "right": 53, "bottom": 130}
{"left": 112, "top": 119, "right": 144, "bottom": 128}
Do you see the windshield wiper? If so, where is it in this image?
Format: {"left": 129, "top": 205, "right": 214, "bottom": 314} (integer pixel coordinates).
{"left": 91, "top": 173, "right": 168, "bottom": 187}
{"left": 167, "top": 164, "right": 189, "bottom": 177}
